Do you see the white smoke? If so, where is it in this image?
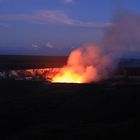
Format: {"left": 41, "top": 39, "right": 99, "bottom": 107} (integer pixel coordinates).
{"left": 53, "top": 11, "right": 140, "bottom": 83}
{"left": 102, "top": 11, "right": 140, "bottom": 58}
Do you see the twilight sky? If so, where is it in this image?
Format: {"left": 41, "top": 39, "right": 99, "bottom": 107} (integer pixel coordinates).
{"left": 0, "top": 0, "right": 140, "bottom": 56}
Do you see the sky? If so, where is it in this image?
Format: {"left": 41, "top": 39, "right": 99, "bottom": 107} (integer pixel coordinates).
{"left": 0, "top": 0, "right": 140, "bottom": 56}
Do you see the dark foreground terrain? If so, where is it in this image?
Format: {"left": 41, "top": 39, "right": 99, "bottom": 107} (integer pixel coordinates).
{"left": 0, "top": 80, "right": 139, "bottom": 140}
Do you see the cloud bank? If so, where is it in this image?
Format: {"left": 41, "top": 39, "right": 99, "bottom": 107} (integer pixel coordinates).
{"left": 0, "top": 10, "right": 111, "bottom": 29}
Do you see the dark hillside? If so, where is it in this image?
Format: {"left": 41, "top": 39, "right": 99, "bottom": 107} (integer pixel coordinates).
{"left": 0, "top": 80, "right": 139, "bottom": 140}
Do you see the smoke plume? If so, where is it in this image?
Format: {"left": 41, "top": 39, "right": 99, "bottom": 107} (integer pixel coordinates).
{"left": 53, "top": 11, "right": 140, "bottom": 83}
{"left": 52, "top": 45, "right": 113, "bottom": 83}
{"left": 102, "top": 11, "right": 140, "bottom": 58}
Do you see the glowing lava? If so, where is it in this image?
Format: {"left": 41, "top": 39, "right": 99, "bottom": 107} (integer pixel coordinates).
{"left": 7, "top": 45, "right": 112, "bottom": 83}
{"left": 52, "top": 68, "right": 83, "bottom": 83}
{"left": 51, "top": 45, "right": 112, "bottom": 84}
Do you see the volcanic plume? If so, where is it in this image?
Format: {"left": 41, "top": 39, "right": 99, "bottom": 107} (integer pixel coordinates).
{"left": 51, "top": 12, "right": 140, "bottom": 83}
{"left": 52, "top": 45, "right": 112, "bottom": 83}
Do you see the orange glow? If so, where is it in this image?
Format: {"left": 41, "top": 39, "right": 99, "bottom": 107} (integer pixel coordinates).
{"left": 24, "top": 68, "right": 61, "bottom": 82}
{"left": 52, "top": 68, "right": 83, "bottom": 83}
{"left": 50, "top": 45, "right": 112, "bottom": 83}
{"left": 18, "top": 46, "right": 112, "bottom": 83}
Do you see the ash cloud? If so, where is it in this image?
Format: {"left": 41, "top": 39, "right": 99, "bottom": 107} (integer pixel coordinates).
{"left": 102, "top": 11, "right": 140, "bottom": 58}
{"left": 53, "top": 11, "right": 140, "bottom": 83}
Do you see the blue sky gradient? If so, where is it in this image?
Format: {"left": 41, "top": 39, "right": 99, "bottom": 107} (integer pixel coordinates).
{"left": 0, "top": 0, "right": 140, "bottom": 56}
